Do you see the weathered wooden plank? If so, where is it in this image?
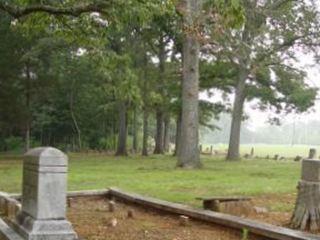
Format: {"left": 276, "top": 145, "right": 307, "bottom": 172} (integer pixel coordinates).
{"left": 108, "top": 188, "right": 320, "bottom": 240}
{"left": 0, "top": 218, "right": 23, "bottom": 240}
{"left": 196, "top": 196, "right": 252, "bottom": 202}
{"left": 8, "top": 189, "right": 110, "bottom": 200}
{"left": 66, "top": 189, "right": 109, "bottom": 198}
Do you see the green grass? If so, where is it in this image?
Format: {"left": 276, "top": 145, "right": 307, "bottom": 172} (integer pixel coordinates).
{"left": 203, "top": 143, "right": 319, "bottom": 158}
{"left": 0, "top": 151, "right": 301, "bottom": 209}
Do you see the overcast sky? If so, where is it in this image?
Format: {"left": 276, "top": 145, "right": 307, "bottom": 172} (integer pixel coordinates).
{"left": 200, "top": 48, "right": 320, "bottom": 131}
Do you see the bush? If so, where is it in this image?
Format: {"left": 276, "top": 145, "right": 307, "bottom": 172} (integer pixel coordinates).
{"left": 4, "top": 136, "right": 24, "bottom": 151}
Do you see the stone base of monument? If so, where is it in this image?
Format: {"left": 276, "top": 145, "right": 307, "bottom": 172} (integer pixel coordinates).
{"left": 13, "top": 212, "right": 77, "bottom": 240}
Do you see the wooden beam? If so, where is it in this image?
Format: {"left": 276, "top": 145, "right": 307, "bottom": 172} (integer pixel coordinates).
{"left": 108, "top": 188, "right": 320, "bottom": 240}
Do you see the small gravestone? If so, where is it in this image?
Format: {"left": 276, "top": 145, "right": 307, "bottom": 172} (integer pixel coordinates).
{"left": 309, "top": 148, "right": 317, "bottom": 159}
{"left": 179, "top": 215, "right": 189, "bottom": 226}
{"left": 14, "top": 147, "right": 77, "bottom": 240}
{"left": 294, "top": 155, "right": 302, "bottom": 162}
{"left": 250, "top": 147, "right": 254, "bottom": 157}
{"left": 108, "top": 200, "right": 116, "bottom": 212}
{"left": 4, "top": 198, "right": 20, "bottom": 220}
{"left": 291, "top": 148, "right": 320, "bottom": 231}
{"left": 0, "top": 198, "right": 4, "bottom": 215}
{"left": 67, "top": 198, "right": 73, "bottom": 208}
{"left": 210, "top": 146, "right": 213, "bottom": 155}
{"left": 127, "top": 209, "right": 134, "bottom": 218}
{"left": 274, "top": 154, "right": 279, "bottom": 160}
{"left": 109, "top": 218, "right": 117, "bottom": 227}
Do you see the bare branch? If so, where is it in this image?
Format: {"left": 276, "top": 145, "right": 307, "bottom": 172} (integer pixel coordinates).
{"left": 255, "top": 34, "right": 307, "bottom": 63}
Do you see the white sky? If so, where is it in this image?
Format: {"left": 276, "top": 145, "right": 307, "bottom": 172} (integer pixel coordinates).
{"left": 200, "top": 52, "right": 320, "bottom": 131}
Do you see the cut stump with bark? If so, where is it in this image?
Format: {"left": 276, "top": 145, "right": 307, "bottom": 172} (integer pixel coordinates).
{"left": 291, "top": 150, "right": 320, "bottom": 231}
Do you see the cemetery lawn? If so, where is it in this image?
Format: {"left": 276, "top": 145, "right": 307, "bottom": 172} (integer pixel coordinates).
{"left": 0, "top": 153, "right": 300, "bottom": 212}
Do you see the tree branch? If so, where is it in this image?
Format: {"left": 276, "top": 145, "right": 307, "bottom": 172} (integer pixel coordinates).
{"left": 0, "top": 1, "right": 109, "bottom": 18}
{"left": 255, "top": 34, "right": 306, "bottom": 63}
{"left": 267, "top": 0, "right": 294, "bottom": 10}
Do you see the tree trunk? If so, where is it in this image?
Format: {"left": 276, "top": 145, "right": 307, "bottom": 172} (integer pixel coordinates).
{"left": 174, "top": 113, "right": 182, "bottom": 156}
{"left": 141, "top": 46, "right": 149, "bottom": 157}
{"left": 116, "top": 101, "right": 128, "bottom": 156}
{"left": 142, "top": 110, "right": 149, "bottom": 156}
{"left": 154, "top": 110, "right": 164, "bottom": 154}
{"left": 25, "top": 125, "right": 30, "bottom": 152}
{"left": 70, "top": 78, "right": 82, "bottom": 151}
{"left": 226, "top": 71, "right": 247, "bottom": 161}
{"left": 132, "top": 108, "right": 138, "bottom": 153}
{"left": 113, "top": 112, "right": 117, "bottom": 151}
{"left": 177, "top": 0, "right": 202, "bottom": 168}
{"left": 164, "top": 114, "right": 170, "bottom": 153}
{"left": 153, "top": 35, "right": 166, "bottom": 155}
{"left": 25, "top": 64, "right": 31, "bottom": 152}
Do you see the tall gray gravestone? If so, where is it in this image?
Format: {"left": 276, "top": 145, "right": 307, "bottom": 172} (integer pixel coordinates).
{"left": 14, "top": 147, "right": 77, "bottom": 240}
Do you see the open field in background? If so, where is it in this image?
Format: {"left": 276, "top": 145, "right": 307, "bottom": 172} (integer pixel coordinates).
{"left": 0, "top": 149, "right": 302, "bottom": 212}
{"left": 202, "top": 144, "right": 320, "bottom": 158}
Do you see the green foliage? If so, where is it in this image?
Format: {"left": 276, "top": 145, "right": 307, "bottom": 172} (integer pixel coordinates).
{"left": 0, "top": 0, "right": 319, "bottom": 154}
{"left": 202, "top": 0, "right": 319, "bottom": 121}
{"left": 4, "top": 137, "right": 24, "bottom": 151}
{"left": 204, "top": 0, "right": 245, "bottom": 28}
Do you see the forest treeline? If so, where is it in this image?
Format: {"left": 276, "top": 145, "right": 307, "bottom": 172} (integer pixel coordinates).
{"left": 0, "top": 0, "right": 319, "bottom": 165}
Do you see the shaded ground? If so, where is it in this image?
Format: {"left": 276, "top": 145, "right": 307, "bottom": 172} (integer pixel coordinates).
{"left": 249, "top": 193, "right": 294, "bottom": 227}
{"left": 68, "top": 197, "right": 261, "bottom": 240}
{"left": 68, "top": 195, "right": 320, "bottom": 240}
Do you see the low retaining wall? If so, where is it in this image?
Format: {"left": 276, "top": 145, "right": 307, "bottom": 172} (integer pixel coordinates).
{"left": 108, "top": 188, "right": 320, "bottom": 240}
{"left": 1, "top": 188, "right": 320, "bottom": 240}
{"left": 0, "top": 218, "right": 23, "bottom": 240}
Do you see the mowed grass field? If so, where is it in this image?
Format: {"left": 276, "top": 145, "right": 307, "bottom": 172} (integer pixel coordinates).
{"left": 0, "top": 144, "right": 309, "bottom": 211}
{"left": 204, "top": 144, "right": 319, "bottom": 158}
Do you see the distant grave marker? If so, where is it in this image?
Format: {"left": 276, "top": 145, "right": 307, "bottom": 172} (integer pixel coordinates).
{"left": 250, "top": 147, "right": 254, "bottom": 157}
{"left": 308, "top": 148, "right": 317, "bottom": 159}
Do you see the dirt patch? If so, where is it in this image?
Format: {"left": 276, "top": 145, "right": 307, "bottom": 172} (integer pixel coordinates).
{"left": 248, "top": 193, "right": 295, "bottom": 227}
{"left": 67, "top": 197, "right": 261, "bottom": 240}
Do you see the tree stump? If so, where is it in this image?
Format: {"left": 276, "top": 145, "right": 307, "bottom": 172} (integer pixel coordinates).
{"left": 291, "top": 154, "right": 320, "bottom": 231}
